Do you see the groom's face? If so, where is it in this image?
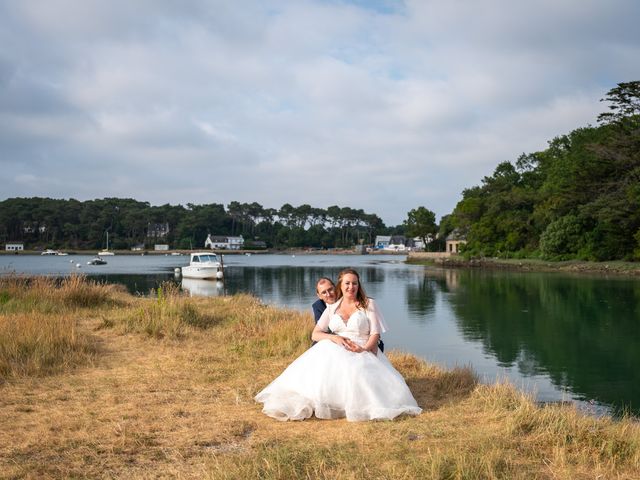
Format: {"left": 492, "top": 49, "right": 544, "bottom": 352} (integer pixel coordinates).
{"left": 316, "top": 280, "right": 336, "bottom": 305}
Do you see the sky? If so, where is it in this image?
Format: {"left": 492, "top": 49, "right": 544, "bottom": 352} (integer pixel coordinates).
{"left": 1, "top": 0, "right": 639, "bottom": 226}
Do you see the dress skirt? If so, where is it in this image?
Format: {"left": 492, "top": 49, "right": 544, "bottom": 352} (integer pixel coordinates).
{"left": 255, "top": 339, "right": 422, "bottom": 422}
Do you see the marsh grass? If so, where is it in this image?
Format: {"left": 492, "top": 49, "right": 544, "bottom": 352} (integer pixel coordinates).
{"left": 0, "top": 274, "right": 123, "bottom": 313}
{"left": 0, "top": 311, "right": 96, "bottom": 379}
{"left": 1, "top": 275, "right": 639, "bottom": 479}
{"left": 114, "top": 282, "right": 222, "bottom": 338}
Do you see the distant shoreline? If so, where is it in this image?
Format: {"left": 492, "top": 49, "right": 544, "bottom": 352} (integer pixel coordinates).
{"left": 0, "top": 248, "right": 408, "bottom": 256}
{"left": 407, "top": 254, "right": 640, "bottom": 277}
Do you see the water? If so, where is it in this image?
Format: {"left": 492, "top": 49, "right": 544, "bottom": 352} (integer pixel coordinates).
{"left": 2, "top": 252, "right": 638, "bottom": 416}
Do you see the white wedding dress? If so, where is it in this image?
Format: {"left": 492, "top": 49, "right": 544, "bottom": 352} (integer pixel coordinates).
{"left": 255, "top": 299, "right": 422, "bottom": 422}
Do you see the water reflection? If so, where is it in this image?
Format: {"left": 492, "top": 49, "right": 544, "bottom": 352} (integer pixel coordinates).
{"left": 181, "top": 278, "right": 224, "bottom": 297}
{"left": 446, "top": 270, "right": 640, "bottom": 413}
{"left": 405, "top": 277, "right": 437, "bottom": 319}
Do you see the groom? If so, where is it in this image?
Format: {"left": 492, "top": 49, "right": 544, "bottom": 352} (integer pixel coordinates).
{"left": 311, "top": 276, "right": 384, "bottom": 352}
{"left": 312, "top": 277, "right": 337, "bottom": 323}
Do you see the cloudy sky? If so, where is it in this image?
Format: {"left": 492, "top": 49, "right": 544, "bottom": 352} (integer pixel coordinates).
{"left": 1, "top": 0, "right": 639, "bottom": 226}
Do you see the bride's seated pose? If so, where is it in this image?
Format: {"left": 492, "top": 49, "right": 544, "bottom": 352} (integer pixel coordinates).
{"left": 255, "top": 268, "right": 422, "bottom": 422}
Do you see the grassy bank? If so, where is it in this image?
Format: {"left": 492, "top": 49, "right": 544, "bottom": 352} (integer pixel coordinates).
{"left": 1, "top": 276, "right": 639, "bottom": 479}
{"left": 407, "top": 254, "right": 640, "bottom": 277}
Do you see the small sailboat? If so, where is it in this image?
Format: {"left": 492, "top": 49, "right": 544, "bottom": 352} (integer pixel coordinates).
{"left": 98, "top": 231, "right": 115, "bottom": 256}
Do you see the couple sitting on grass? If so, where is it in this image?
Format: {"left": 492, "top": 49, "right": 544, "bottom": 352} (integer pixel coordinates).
{"left": 255, "top": 268, "right": 422, "bottom": 422}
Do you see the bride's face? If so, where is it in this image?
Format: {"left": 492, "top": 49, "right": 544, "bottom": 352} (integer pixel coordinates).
{"left": 341, "top": 273, "right": 359, "bottom": 299}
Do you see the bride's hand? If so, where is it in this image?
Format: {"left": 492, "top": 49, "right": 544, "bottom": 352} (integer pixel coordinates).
{"left": 333, "top": 337, "right": 357, "bottom": 351}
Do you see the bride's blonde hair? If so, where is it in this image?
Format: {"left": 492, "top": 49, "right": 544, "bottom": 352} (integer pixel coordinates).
{"left": 335, "top": 268, "right": 369, "bottom": 309}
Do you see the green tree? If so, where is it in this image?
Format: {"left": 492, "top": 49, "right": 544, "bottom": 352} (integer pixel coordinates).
{"left": 404, "top": 207, "right": 437, "bottom": 251}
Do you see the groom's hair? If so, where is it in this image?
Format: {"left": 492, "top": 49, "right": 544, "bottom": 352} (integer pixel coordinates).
{"left": 315, "top": 277, "right": 335, "bottom": 293}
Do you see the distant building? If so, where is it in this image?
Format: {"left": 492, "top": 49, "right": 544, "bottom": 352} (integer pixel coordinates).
{"left": 387, "top": 235, "right": 407, "bottom": 251}
{"left": 204, "top": 234, "right": 244, "bottom": 250}
{"left": 446, "top": 230, "right": 467, "bottom": 254}
{"left": 411, "top": 234, "right": 434, "bottom": 251}
{"left": 374, "top": 235, "right": 391, "bottom": 249}
{"left": 147, "top": 222, "right": 170, "bottom": 238}
{"left": 22, "top": 223, "right": 46, "bottom": 234}
{"left": 131, "top": 244, "right": 145, "bottom": 251}
{"left": 5, "top": 242, "right": 24, "bottom": 252}
{"left": 154, "top": 244, "right": 170, "bottom": 251}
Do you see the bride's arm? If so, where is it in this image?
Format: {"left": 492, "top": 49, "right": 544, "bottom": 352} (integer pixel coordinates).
{"left": 361, "top": 333, "right": 380, "bottom": 354}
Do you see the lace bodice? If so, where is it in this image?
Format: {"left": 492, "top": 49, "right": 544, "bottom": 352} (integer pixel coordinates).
{"left": 317, "top": 298, "right": 388, "bottom": 347}
{"left": 328, "top": 310, "right": 371, "bottom": 345}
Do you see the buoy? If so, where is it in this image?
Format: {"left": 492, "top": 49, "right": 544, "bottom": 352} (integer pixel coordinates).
{"left": 75, "top": 263, "right": 81, "bottom": 268}
{"left": 174, "top": 267, "right": 182, "bottom": 276}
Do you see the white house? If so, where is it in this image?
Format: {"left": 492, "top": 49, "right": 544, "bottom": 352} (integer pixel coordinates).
{"left": 154, "top": 244, "right": 169, "bottom": 251}
{"left": 5, "top": 242, "right": 24, "bottom": 252}
{"left": 205, "top": 234, "right": 244, "bottom": 250}
{"left": 374, "top": 235, "right": 391, "bottom": 249}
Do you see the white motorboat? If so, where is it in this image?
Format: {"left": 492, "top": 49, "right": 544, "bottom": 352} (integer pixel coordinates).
{"left": 180, "top": 252, "right": 224, "bottom": 280}
{"left": 41, "top": 249, "right": 67, "bottom": 255}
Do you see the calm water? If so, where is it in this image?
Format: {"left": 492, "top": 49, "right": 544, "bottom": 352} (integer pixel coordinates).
{"left": 2, "top": 253, "right": 639, "bottom": 416}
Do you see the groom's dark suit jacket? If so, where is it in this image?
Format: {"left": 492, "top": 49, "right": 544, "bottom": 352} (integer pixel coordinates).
{"left": 311, "top": 298, "right": 384, "bottom": 352}
{"left": 312, "top": 298, "right": 327, "bottom": 324}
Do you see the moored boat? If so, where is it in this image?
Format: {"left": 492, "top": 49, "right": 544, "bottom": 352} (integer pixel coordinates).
{"left": 87, "top": 257, "right": 107, "bottom": 265}
{"left": 41, "top": 249, "right": 67, "bottom": 256}
{"left": 180, "top": 252, "right": 224, "bottom": 280}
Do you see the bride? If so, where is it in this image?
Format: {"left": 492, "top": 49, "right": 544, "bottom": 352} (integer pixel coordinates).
{"left": 255, "top": 268, "right": 422, "bottom": 421}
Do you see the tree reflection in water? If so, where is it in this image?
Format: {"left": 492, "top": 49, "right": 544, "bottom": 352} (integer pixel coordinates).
{"left": 443, "top": 270, "right": 640, "bottom": 414}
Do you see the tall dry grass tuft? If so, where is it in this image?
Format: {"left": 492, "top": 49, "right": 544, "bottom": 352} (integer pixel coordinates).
{"left": 390, "top": 352, "right": 478, "bottom": 410}
{"left": 57, "top": 274, "right": 123, "bottom": 308}
{"left": 218, "top": 296, "right": 311, "bottom": 360}
{"left": 0, "top": 274, "right": 122, "bottom": 313}
{"left": 467, "top": 381, "right": 640, "bottom": 476}
{"left": 117, "top": 282, "right": 218, "bottom": 338}
{"left": 0, "top": 311, "right": 96, "bottom": 380}
{"left": 508, "top": 398, "right": 640, "bottom": 472}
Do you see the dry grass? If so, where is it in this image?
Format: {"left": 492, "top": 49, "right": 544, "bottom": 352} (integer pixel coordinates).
{"left": 0, "top": 276, "right": 639, "bottom": 479}
{"left": 0, "top": 311, "right": 97, "bottom": 379}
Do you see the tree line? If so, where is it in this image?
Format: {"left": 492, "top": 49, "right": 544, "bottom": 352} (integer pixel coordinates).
{"left": 0, "top": 197, "right": 401, "bottom": 250}
{"left": 442, "top": 81, "right": 640, "bottom": 261}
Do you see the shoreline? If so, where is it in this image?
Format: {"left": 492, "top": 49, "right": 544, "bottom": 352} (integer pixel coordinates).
{"left": 407, "top": 253, "right": 640, "bottom": 277}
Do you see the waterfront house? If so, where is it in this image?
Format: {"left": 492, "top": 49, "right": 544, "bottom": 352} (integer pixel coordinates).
{"left": 204, "top": 234, "right": 245, "bottom": 250}
{"left": 446, "top": 230, "right": 467, "bottom": 254}
{"left": 5, "top": 242, "right": 24, "bottom": 252}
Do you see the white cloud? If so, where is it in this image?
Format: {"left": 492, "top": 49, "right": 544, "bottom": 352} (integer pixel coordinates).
{"left": 1, "top": 0, "right": 639, "bottom": 225}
